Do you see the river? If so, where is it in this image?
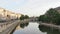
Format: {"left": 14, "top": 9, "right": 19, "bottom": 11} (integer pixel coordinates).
{"left": 13, "top": 22, "right": 60, "bottom": 34}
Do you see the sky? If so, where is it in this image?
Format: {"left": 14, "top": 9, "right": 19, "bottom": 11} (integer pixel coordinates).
{"left": 0, "top": 0, "right": 60, "bottom": 17}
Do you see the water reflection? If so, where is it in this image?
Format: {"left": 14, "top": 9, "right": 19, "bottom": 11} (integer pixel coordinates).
{"left": 20, "top": 22, "right": 29, "bottom": 28}
{"left": 38, "top": 25, "right": 60, "bottom": 34}
{"left": 13, "top": 22, "right": 45, "bottom": 34}
{"left": 11, "top": 22, "right": 29, "bottom": 34}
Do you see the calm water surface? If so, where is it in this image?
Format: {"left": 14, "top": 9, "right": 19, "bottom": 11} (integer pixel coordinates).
{"left": 13, "top": 22, "right": 60, "bottom": 34}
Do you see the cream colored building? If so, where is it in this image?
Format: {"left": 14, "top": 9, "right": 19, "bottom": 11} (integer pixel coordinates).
{"left": 0, "top": 8, "right": 22, "bottom": 20}
{"left": 16, "top": 13, "right": 22, "bottom": 19}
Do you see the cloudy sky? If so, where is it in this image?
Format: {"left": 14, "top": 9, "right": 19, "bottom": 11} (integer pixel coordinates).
{"left": 0, "top": 0, "right": 60, "bottom": 17}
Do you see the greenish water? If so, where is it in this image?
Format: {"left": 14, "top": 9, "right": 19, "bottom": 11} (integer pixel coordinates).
{"left": 13, "top": 22, "right": 60, "bottom": 34}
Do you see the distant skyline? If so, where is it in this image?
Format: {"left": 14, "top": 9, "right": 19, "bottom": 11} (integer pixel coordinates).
{"left": 0, "top": 0, "right": 60, "bottom": 17}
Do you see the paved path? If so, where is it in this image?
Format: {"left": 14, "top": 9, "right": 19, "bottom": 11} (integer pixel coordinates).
{"left": 39, "top": 22, "right": 60, "bottom": 29}
{"left": 0, "top": 20, "right": 20, "bottom": 34}
{"left": 0, "top": 21, "right": 15, "bottom": 32}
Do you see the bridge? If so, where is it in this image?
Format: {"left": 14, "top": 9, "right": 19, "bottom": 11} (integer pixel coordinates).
{"left": 0, "top": 19, "right": 29, "bottom": 34}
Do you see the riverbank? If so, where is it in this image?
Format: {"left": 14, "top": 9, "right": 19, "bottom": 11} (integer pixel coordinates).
{"left": 38, "top": 22, "right": 60, "bottom": 29}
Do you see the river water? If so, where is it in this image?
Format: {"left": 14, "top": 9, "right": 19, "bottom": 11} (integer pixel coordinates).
{"left": 13, "top": 22, "right": 60, "bottom": 34}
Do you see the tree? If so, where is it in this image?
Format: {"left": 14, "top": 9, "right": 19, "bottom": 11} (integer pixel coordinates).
{"left": 38, "top": 15, "right": 50, "bottom": 22}
{"left": 38, "top": 8, "right": 60, "bottom": 25}
{"left": 46, "top": 8, "right": 60, "bottom": 24}
{"left": 38, "top": 15, "right": 44, "bottom": 21}
{"left": 20, "top": 15, "right": 25, "bottom": 20}
{"left": 46, "top": 8, "right": 59, "bottom": 17}
{"left": 24, "top": 15, "right": 29, "bottom": 19}
{"left": 20, "top": 15, "right": 29, "bottom": 20}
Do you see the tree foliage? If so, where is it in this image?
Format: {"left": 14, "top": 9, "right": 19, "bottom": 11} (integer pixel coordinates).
{"left": 20, "top": 15, "right": 25, "bottom": 20}
{"left": 38, "top": 8, "right": 60, "bottom": 25}
{"left": 24, "top": 15, "right": 29, "bottom": 19}
{"left": 20, "top": 15, "right": 29, "bottom": 20}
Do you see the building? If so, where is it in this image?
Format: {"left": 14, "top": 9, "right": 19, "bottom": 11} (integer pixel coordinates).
{"left": 0, "top": 8, "right": 22, "bottom": 21}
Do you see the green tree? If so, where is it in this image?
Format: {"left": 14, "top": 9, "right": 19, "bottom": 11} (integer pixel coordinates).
{"left": 38, "top": 8, "right": 60, "bottom": 25}
{"left": 38, "top": 15, "right": 50, "bottom": 22}
{"left": 24, "top": 15, "right": 29, "bottom": 19}
{"left": 38, "top": 15, "right": 44, "bottom": 21}
{"left": 46, "top": 8, "right": 60, "bottom": 24}
{"left": 20, "top": 15, "right": 25, "bottom": 20}
{"left": 20, "top": 15, "right": 29, "bottom": 20}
